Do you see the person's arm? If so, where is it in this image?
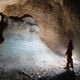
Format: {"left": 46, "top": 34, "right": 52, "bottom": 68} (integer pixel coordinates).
{"left": 65, "top": 42, "right": 68, "bottom": 56}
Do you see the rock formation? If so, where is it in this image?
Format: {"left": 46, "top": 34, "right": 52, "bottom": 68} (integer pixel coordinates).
{"left": 0, "top": 0, "right": 80, "bottom": 59}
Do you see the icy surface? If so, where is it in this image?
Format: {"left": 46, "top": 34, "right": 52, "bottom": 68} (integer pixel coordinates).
{"left": 0, "top": 32, "right": 63, "bottom": 70}
{"left": 0, "top": 17, "right": 61, "bottom": 71}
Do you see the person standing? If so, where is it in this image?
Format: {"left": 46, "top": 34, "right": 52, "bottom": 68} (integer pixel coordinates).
{"left": 64, "top": 40, "right": 74, "bottom": 69}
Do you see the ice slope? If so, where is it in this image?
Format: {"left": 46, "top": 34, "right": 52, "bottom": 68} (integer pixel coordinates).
{"left": 0, "top": 32, "right": 63, "bottom": 70}
{"left": 0, "top": 17, "right": 63, "bottom": 71}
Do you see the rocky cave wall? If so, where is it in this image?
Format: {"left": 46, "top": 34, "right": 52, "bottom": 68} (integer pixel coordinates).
{"left": 0, "top": 0, "right": 80, "bottom": 59}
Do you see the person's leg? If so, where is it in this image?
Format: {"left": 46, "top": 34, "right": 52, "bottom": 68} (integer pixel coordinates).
{"left": 70, "top": 58, "right": 74, "bottom": 69}
{"left": 64, "top": 58, "right": 69, "bottom": 69}
{"left": 66, "top": 60, "right": 70, "bottom": 68}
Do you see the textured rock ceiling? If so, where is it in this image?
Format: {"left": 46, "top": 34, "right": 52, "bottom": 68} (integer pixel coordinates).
{"left": 0, "top": 0, "right": 80, "bottom": 57}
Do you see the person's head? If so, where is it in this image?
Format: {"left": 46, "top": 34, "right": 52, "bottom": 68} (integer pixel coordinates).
{"left": 68, "top": 40, "right": 73, "bottom": 44}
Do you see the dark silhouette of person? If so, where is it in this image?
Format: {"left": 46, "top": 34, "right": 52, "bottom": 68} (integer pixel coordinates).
{"left": 0, "top": 13, "right": 7, "bottom": 44}
{"left": 64, "top": 40, "right": 74, "bottom": 70}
